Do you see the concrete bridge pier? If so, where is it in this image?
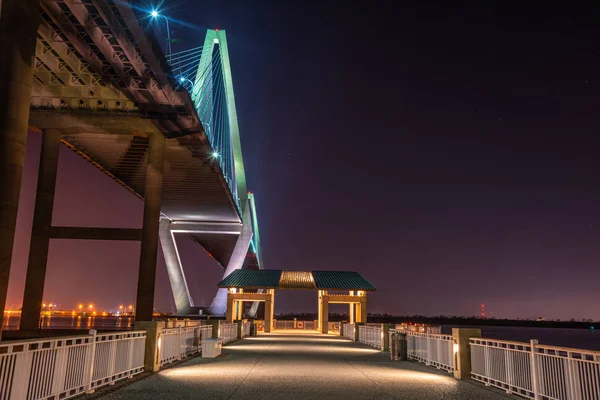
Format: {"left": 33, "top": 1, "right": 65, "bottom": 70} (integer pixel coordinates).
{"left": 0, "top": 0, "right": 41, "bottom": 337}
{"left": 20, "top": 129, "right": 61, "bottom": 330}
{"left": 135, "top": 132, "right": 165, "bottom": 322}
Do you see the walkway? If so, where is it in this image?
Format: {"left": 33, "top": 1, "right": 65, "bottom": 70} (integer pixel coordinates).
{"left": 100, "top": 332, "right": 510, "bottom": 400}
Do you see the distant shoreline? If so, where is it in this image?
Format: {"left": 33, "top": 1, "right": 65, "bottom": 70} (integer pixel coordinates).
{"left": 275, "top": 313, "right": 598, "bottom": 330}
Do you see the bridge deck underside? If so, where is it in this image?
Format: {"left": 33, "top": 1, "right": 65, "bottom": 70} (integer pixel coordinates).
{"left": 27, "top": 0, "right": 250, "bottom": 272}
{"left": 58, "top": 131, "right": 241, "bottom": 223}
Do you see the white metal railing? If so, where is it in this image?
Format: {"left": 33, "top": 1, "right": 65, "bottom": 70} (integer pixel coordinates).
{"left": 273, "top": 320, "right": 317, "bottom": 329}
{"left": 358, "top": 325, "right": 383, "bottom": 349}
{"left": 342, "top": 323, "right": 355, "bottom": 340}
{"left": 160, "top": 325, "right": 213, "bottom": 367}
{"left": 470, "top": 338, "right": 600, "bottom": 400}
{"left": 242, "top": 322, "right": 252, "bottom": 337}
{"left": 200, "top": 325, "right": 213, "bottom": 341}
{"left": 328, "top": 322, "right": 340, "bottom": 332}
{"left": 402, "top": 330, "right": 454, "bottom": 373}
{"left": 301, "top": 320, "right": 315, "bottom": 330}
{"left": 274, "top": 320, "right": 294, "bottom": 329}
{"left": 219, "top": 322, "right": 238, "bottom": 344}
{"left": 0, "top": 330, "right": 146, "bottom": 400}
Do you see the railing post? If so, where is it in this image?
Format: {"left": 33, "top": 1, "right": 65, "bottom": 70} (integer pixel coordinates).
{"left": 126, "top": 333, "right": 136, "bottom": 378}
{"left": 236, "top": 320, "right": 243, "bottom": 339}
{"left": 354, "top": 322, "right": 363, "bottom": 342}
{"left": 398, "top": 332, "right": 407, "bottom": 360}
{"left": 107, "top": 334, "right": 117, "bottom": 385}
{"left": 85, "top": 329, "right": 98, "bottom": 394}
{"left": 452, "top": 328, "right": 481, "bottom": 380}
{"left": 505, "top": 344, "right": 513, "bottom": 394}
{"left": 425, "top": 333, "right": 431, "bottom": 366}
{"left": 174, "top": 327, "right": 180, "bottom": 360}
{"left": 530, "top": 339, "right": 540, "bottom": 400}
{"left": 135, "top": 320, "right": 164, "bottom": 372}
{"left": 382, "top": 324, "right": 392, "bottom": 351}
{"left": 390, "top": 331, "right": 398, "bottom": 360}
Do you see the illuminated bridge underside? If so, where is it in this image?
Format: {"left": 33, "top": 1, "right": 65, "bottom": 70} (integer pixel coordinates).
{"left": 28, "top": 0, "right": 261, "bottom": 315}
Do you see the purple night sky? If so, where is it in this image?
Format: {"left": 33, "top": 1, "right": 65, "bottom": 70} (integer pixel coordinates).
{"left": 6, "top": 2, "right": 600, "bottom": 320}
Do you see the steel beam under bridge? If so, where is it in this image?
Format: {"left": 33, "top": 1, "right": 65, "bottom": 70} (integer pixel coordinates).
{"left": 159, "top": 212, "right": 256, "bottom": 316}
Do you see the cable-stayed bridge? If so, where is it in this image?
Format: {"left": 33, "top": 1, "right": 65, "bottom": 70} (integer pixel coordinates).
{"left": 0, "top": 0, "right": 262, "bottom": 333}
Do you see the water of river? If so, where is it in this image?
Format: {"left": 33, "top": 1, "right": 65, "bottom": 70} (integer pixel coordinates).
{"left": 441, "top": 325, "right": 599, "bottom": 351}
{"left": 2, "top": 315, "right": 134, "bottom": 331}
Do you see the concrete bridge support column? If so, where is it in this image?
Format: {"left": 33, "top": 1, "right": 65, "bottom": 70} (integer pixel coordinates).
{"left": 20, "top": 129, "right": 61, "bottom": 330}
{"left": 135, "top": 133, "right": 165, "bottom": 322}
{"left": 158, "top": 219, "right": 194, "bottom": 314}
{"left": 0, "top": 0, "right": 41, "bottom": 337}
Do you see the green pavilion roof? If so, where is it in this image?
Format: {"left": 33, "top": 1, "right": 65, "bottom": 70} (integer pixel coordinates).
{"left": 217, "top": 270, "right": 376, "bottom": 291}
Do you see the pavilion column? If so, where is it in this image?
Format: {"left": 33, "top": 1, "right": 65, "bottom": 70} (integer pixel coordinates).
{"left": 349, "top": 303, "right": 354, "bottom": 324}
{"left": 317, "top": 291, "right": 322, "bottom": 330}
{"left": 20, "top": 129, "right": 61, "bottom": 331}
{"left": 0, "top": 0, "right": 41, "bottom": 337}
{"left": 226, "top": 294, "right": 235, "bottom": 322}
{"left": 135, "top": 133, "right": 164, "bottom": 322}
{"left": 359, "top": 297, "right": 367, "bottom": 323}
{"left": 237, "top": 299, "right": 243, "bottom": 319}
{"left": 264, "top": 290, "right": 273, "bottom": 333}
{"left": 320, "top": 293, "right": 329, "bottom": 334}
{"left": 355, "top": 302, "right": 362, "bottom": 323}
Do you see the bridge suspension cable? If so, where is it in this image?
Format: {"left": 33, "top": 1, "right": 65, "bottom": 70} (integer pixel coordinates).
{"left": 167, "top": 39, "right": 236, "bottom": 205}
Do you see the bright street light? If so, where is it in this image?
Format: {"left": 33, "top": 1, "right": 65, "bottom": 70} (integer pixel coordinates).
{"left": 149, "top": 9, "right": 172, "bottom": 63}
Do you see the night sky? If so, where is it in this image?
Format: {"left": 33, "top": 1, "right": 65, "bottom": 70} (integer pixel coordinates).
{"left": 7, "top": 1, "right": 600, "bottom": 320}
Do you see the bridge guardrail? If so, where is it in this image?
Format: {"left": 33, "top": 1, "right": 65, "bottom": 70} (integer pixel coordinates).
{"left": 160, "top": 325, "right": 212, "bottom": 367}
{"left": 358, "top": 325, "right": 382, "bottom": 349}
{"left": 399, "top": 330, "right": 453, "bottom": 373}
{"left": 273, "top": 320, "right": 317, "bottom": 330}
{"left": 0, "top": 330, "right": 146, "bottom": 400}
{"left": 219, "top": 322, "right": 238, "bottom": 344}
{"left": 470, "top": 338, "right": 600, "bottom": 400}
{"left": 242, "top": 322, "right": 252, "bottom": 337}
{"left": 342, "top": 323, "right": 355, "bottom": 340}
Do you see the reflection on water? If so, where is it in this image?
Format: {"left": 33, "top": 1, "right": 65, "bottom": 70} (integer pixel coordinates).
{"left": 3, "top": 315, "right": 134, "bottom": 331}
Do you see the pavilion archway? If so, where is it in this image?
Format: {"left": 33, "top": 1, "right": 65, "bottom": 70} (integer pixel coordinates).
{"left": 217, "top": 270, "right": 376, "bottom": 333}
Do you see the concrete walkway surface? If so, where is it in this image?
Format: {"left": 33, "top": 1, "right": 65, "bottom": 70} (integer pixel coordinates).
{"left": 99, "top": 332, "right": 510, "bottom": 399}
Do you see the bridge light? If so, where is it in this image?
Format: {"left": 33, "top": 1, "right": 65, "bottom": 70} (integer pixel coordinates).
{"left": 212, "top": 152, "right": 220, "bottom": 159}
{"left": 179, "top": 77, "right": 185, "bottom": 83}
{"left": 150, "top": 10, "right": 159, "bottom": 18}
